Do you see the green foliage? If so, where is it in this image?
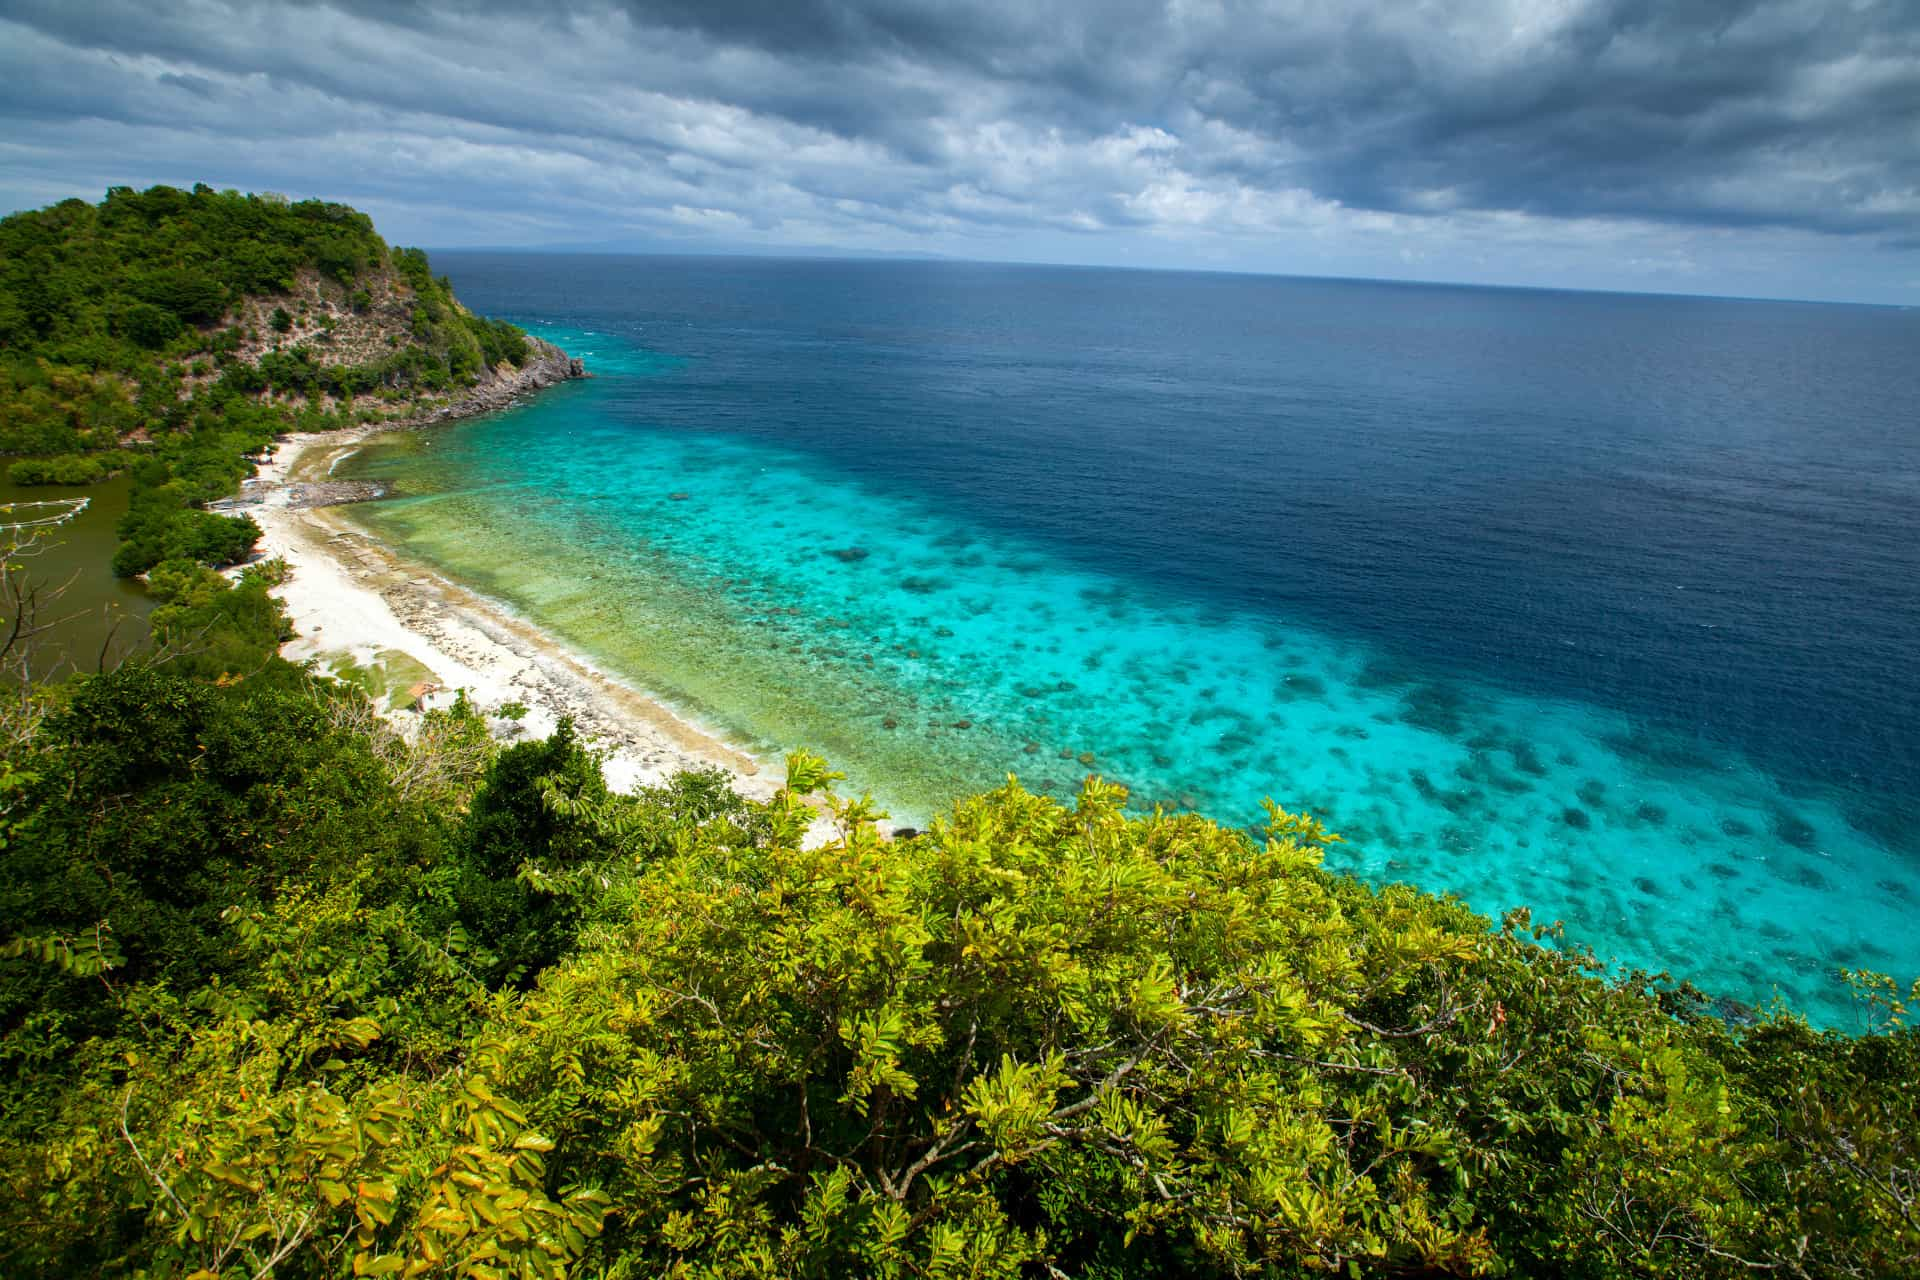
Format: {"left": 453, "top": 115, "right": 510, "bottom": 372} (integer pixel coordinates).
{"left": 1, "top": 183, "right": 540, "bottom": 583}
{"left": 117, "top": 299, "right": 181, "bottom": 349}
{"left": 457, "top": 719, "right": 613, "bottom": 986}
{"left": 6, "top": 451, "right": 123, "bottom": 485}
{"left": 464, "top": 311, "right": 532, "bottom": 370}
{"left": 113, "top": 483, "right": 261, "bottom": 576}
{"left": 0, "top": 185, "right": 381, "bottom": 354}
{"left": 0, "top": 360, "right": 139, "bottom": 456}
{"left": 145, "top": 558, "right": 296, "bottom": 679}
{"left": 0, "top": 672, "right": 1914, "bottom": 1278}
{"left": 479, "top": 762, "right": 1919, "bottom": 1280}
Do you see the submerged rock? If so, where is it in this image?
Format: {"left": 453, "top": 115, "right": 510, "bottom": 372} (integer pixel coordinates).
{"left": 1770, "top": 808, "right": 1817, "bottom": 850}
{"left": 1509, "top": 741, "right": 1549, "bottom": 777}
{"left": 1397, "top": 682, "right": 1470, "bottom": 737}
{"left": 1782, "top": 863, "right": 1830, "bottom": 892}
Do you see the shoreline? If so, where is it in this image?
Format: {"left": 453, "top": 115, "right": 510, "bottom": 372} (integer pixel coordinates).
{"left": 247, "top": 423, "right": 846, "bottom": 825}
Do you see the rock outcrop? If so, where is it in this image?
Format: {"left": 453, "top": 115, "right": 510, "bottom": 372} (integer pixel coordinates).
{"left": 393, "top": 337, "right": 588, "bottom": 428}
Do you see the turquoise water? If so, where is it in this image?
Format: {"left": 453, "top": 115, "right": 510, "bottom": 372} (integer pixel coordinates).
{"left": 342, "top": 309, "right": 1919, "bottom": 1028}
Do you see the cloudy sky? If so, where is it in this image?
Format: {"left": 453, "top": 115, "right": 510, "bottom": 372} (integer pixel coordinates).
{"left": 3, "top": 0, "right": 1917, "bottom": 303}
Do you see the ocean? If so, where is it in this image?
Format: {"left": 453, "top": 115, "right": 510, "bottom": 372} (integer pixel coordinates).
{"left": 339, "top": 254, "right": 1920, "bottom": 1026}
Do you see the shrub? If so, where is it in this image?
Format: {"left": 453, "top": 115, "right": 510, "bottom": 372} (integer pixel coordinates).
{"left": 7, "top": 454, "right": 108, "bottom": 486}
{"left": 117, "top": 301, "right": 179, "bottom": 349}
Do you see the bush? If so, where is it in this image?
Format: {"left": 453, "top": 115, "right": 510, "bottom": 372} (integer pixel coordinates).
{"left": 113, "top": 493, "right": 260, "bottom": 576}
{"left": 147, "top": 560, "right": 295, "bottom": 679}
{"left": 130, "top": 266, "right": 227, "bottom": 325}
{"left": 117, "top": 301, "right": 179, "bottom": 349}
{"left": 473, "top": 761, "right": 1920, "bottom": 1278}
{"left": 7, "top": 454, "right": 108, "bottom": 486}
{"left": 0, "top": 702, "right": 1914, "bottom": 1279}
{"left": 456, "top": 719, "right": 610, "bottom": 984}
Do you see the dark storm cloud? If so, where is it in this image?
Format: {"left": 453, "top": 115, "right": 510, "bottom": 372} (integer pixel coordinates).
{"left": 494, "top": 0, "right": 1920, "bottom": 237}
{"left": 0, "top": 0, "right": 1915, "bottom": 295}
{"left": 1256, "top": 0, "right": 1920, "bottom": 233}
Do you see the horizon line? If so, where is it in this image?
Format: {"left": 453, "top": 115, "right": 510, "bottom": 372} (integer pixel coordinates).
{"left": 423, "top": 244, "right": 1913, "bottom": 312}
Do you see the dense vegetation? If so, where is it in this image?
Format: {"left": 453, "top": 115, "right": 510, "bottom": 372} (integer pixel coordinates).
{"left": 2, "top": 185, "right": 1917, "bottom": 1278}
{"left": 2, "top": 652, "right": 1917, "bottom": 1278}
{"left": 0, "top": 184, "right": 532, "bottom": 578}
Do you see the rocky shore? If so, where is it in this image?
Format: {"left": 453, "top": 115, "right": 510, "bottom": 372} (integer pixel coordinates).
{"left": 219, "top": 338, "right": 587, "bottom": 513}
{"left": 389, "top": 336, "right": 586, "bottom": 428}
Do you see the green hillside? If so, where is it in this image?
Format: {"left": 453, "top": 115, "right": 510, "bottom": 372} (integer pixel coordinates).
{"left": 0, "top": 188, "right": 1915, "bottom": 1280}
{"left": 0, "top": 183, "right": 536, "bottom": 577}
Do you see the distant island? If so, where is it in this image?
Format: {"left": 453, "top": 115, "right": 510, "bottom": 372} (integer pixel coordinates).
{"left": 0, "top": 186, "right": 1915, "bottom": 1280}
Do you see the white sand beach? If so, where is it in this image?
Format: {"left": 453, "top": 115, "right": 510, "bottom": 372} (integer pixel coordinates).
{"left": 246, "top": 429, "right": 820, "bottom": 812}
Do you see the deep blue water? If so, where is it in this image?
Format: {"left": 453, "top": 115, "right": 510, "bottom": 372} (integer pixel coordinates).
{"left": 354, "top": 253, "right": 1920, "bottom": 1023}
